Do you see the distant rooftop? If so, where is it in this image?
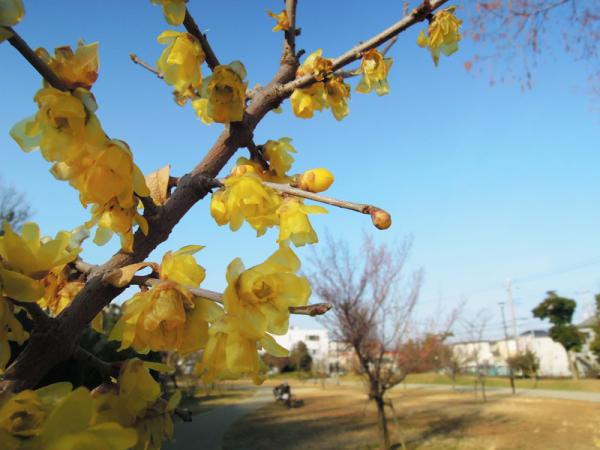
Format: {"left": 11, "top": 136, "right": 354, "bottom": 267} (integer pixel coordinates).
{"left": 519, "top": 329, "right": 548, "bottom": 338}
{"left": 577, "top": 316, "right": 597, "bottom": 328}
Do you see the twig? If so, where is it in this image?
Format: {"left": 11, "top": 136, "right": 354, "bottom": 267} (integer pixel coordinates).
{"left": 130, "top": 53, "right": 163, "bottom": 79}
{"left": 133, "top": 278, "right": 330, "bottom": 316}
{"left": 73, "top": 259, "right": 97, "bottom": 275}
{"left": 73, "top": 346, "right": 120, "bottom": 380}
{"left": 183, "top": 9, "right": 220, "bottom": 70}
{"left": 263, "top": 181, "right": 391, "bottom": 225}
{"left": 283, "top": 0, "right": 299, "bottom": 60}
{"left": 280, "top": 0, "right": 448, "bottom": 94}
{"left": 4, "top": 27, "right": 70, "bottom": 91}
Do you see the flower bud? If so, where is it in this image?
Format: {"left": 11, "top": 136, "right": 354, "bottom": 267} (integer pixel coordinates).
{"left": 370, "top": 209, "right": 391, "bottom": 230}
{"left": 298, "top": 168, "right": 334, "bottom": 193}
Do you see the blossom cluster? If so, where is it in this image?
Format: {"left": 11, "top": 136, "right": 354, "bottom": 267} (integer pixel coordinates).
{"left": 10, "top": 41, "right": 150, "bottom": 252}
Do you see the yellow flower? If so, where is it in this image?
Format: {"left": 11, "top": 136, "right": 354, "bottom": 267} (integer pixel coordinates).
{"left": 87, "top": 199, "right": 149, "bottom": 254}
{"left": 11, "top": 87, "right": 88, "bottom": 163}
{"left": 191, "top": 97, "right": 214, "bottom": 124}
{"left": 298, "top": 49, "right": 333, "bottom": 81}
{"left": 0, "top": 223, "right": 81, "bottom": 302}
{"left": 157, "top": 31, "right": 204, "bottom": 102}
{"left": 290, "top": 82, "right": 326, "bottom": 119}
{"left": 297, "top": 167, "right": 334, "bottom": 193}
{"left": 30, "top": 387, "right": 137, "bottom": 450}
{"left": 0, "top": 382, "right": 71, "bottom": 438}
{"left": 196, "top": 316, "right": 288, "bottom": 385}
{"left": 0, "top": 0, "right": 24, "bottom": 42}
{"left": 94, "top": 359, "right": 180, "bottom": 450}
{"left": 267, "top": 9, "right": 290, "bottom": 32}
{"left": 263, "top": 138, "right": 296, "bottom": 180}
{"left": 210, "top": 173, "right": 280, "bottom": 236}
{"left": 109, "top": 247, "right": 222, "bottom": 354}
{"left": 356, "top": 49, "right": 392, "bottom": 96}
{"left": 223, "top": 245, "right": 311, "bottom": 338}
{"left": 150, "top": 0, "right": 187, "bottom": 25}
{"left": 277, "top": 198, "right": 327, "bottom": 247}
{"left": 417, "top": 6, "right": 462, "bottom": 66}
{"left": 70, "top": 139, "right": 150, "bottom": 209}
{"left": 36, "top": 41, "right": 99, "bottom": 90}
{"left": 203, "top": 61, "right": 247, "bottom": 123}
{"left": 0, "top": 301, "right": 28, "bottom": 371}
{"left": 324, "top": 76, "right": 350, "bottom": 121}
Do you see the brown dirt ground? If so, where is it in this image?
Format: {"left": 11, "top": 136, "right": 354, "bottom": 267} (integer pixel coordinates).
{"left": 223, "top": 382, "right": 600, "bottom": 450}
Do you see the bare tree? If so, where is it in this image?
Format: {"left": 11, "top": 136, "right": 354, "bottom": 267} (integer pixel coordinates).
{"left": 466, "top": 1, "right": 600, "bottom": 98}
{"left": 308, "top": 235, "right": 422, "bottom": 450}
{"left": 460, "top": 311, "right": 493, "bottom": 402}
{"left": 0, "top": 179, "right": 31, "bottom": 232}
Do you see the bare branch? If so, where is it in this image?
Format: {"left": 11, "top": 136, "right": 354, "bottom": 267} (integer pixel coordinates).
{"left": 4, "top": 27, "right": 70, "bottom": 91}
{"left": 280, "top": 0, "right": 449, "bottom": 94}
{"left": 73, "top": 346, "right": 120, "bottom": 381}
{"left": 130, "top": 53, "right": 163, "bottom": 79}
{"left": 183, "top": 9, "right": 220, "bottom": 70}
{"left": 9, "top": 299, "right": 51, "bottom": 327}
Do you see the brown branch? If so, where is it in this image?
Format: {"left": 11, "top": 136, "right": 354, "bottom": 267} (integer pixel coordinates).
{"left": 73, "top": 346, "right": 120, "bottom": 380}
{"left": 9, "top": 299, "right": 51, "bottom": 327}
{"left": 338, "top": 35, "right": 399, "bottom": 79}
{"left": 183, "top": 9, "right": 220, "bottom": 70}
{"left": 283, "top": 0, "right": 299, "bottom": 61}
{"left": 262, "top": 181, "right": 392, "bottom": 229}
{"left": 130, "top": 53, "right": 163, "bottom": 79}
{"left": 280, "top": 0, "right": 449, "bottom": 94}
{"left": 4, "top": 27, "right": 70, "bottom": 91}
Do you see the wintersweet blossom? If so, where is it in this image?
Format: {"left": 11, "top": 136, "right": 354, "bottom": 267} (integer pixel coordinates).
{"left": 150, "top": 0, "right": 187, "bottom": 25}
{"left": 210, "top": 173, "right": 280, "bottom": 236}
{"left": 417, "top": 6, "right": 462, "bottom": 66}
{"left": 109, "top": 246, "right": 222, "bottom": 354}
{"left": 356, "top": 49, "right": 392, "bottom": 96}
{"left": 157, "top": 31, "right": 204, "bottom": 103}
{"left": 277, "top": 198, "right": 327, "bottom": 247}
{"left": 297, "top": 167, "right": 334, "bottom": 193}
{"left": 36, "top": 41, "right": 99, "bottom": 89}
{"left": 223, "top": 245, "right": 311, "bottom": 338}
{"left": 267, "top": 9, "right": 290, "bottom": 32}
{"left": 0, "top": 223, "right": 80, "bottom": 302}
{"left": 202, "top": 61, "right": 247, "bottom": 123}
{"left": 0, "top": 0, "right": 24, "bottom": 42}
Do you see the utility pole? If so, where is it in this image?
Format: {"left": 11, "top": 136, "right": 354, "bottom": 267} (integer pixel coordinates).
{"left": 499, "top": 302, "right": 516, "bottom": 394}
{"left": 506, "top": 278, "right": 520, "bottom": 352}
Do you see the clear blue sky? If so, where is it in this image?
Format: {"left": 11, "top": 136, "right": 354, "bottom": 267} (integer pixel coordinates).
{"left": 1, "top": 1, "right": 598, "bottom": 340}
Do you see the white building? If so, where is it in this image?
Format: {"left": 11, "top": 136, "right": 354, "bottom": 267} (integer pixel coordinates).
{"left": 274, "top": 326, "right": 329, "bottom": 365}
{"left": 451, "top": 330, "right": 572, "bottom": 377}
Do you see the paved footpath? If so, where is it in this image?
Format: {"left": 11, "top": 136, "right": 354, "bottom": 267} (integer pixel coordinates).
{"left": 163, "top": 388, "right": 272, "bottom": 450}
{"left": 399, "top": 383, "right": 600, "bottom": 403}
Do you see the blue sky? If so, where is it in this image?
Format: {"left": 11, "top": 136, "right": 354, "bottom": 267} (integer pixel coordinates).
{"left": 1, "top": 1, "right": 598, "bottom": 340}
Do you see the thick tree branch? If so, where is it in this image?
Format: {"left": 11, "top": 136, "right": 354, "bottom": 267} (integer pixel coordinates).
{"left": 4, "top": 27, "right": 70, "bottom": 91}
{"left": 183, "top": 9, "right": 220, "bottom": 70}
{"left": 9, "top": 299, "right": 51, "bottom": 327}
{"left": 73, "top": 346, "right": 120, "bottom": 380}
{"left": 280, "top": 0, "right": 448, "bottom": 94}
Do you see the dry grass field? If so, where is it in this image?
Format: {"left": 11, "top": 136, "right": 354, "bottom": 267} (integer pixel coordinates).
{"left": 223, "top": 382, "right": 600, "bottom": 450}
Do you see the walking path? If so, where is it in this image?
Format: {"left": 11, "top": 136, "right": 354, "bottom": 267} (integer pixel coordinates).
{"left": 400, "top": 382, "right": 600, "bottom": 402}
{"left": 163, "top": 388, "right": 272, "bottom": 450}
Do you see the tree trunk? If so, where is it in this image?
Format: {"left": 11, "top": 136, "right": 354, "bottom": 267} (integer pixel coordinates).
{"left": 568, "top": 352, "right": 579, "bottom": 380}
{"left": 375, "top": 396, "right": 391, "bottom": 450}
{"left": 480, "top": 376, "right": 487, "bottom": 403}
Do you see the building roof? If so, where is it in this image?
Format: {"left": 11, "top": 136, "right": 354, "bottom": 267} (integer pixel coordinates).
{"left": 519, "top": 329, "right": 549, "bottom": 338}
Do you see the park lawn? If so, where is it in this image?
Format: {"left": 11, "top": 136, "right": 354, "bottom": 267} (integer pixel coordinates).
{"left": 404, "top": 372, "right": 600, "bottom": 392}
{"left": 223, "top": 382, "right": 600, "bottom": 450}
